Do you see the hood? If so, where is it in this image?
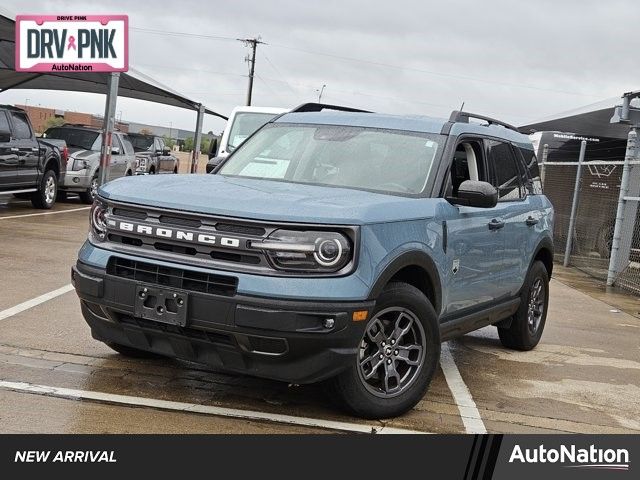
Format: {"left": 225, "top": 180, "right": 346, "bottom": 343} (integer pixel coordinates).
{"left": 68, "top": 148, "right": 98, "bottom": 159}
{"left": 98, "top": 174, "right": 431, "bottom": 225}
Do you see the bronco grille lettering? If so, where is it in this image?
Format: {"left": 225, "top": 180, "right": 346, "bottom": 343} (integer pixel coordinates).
{"left": 113, "top": 221, "right": 241, "bottom": 249}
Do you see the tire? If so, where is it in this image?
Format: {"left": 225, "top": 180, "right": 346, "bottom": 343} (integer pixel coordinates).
{"left": 30, "top": 169, "right": 57, "bottom": 209}
{"left": 126, "top": 170, "right": 132, "bottom": 176}
{"left": 330, "top": 282, "right": 440, "bottom": 419}
{"left": 497, "top": 260, "right": 549, "bottom": 351}
{"left": 149, "top": 167, "right": 156, "bottom": 174}
{"left": 105, "top": 341, "right": 164, "bottom": 359}
{"left": 79, "top": 174, "right": 98, "bottom": 204}
{"left": 173, "top": 166, "right": 178, "bottom": 174}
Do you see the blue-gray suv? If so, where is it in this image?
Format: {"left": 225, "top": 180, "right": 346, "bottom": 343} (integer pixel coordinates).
{"left": 72, "top": 104, "right": 554, "bottom": 419}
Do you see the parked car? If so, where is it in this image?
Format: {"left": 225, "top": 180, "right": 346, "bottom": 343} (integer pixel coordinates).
{"left": 128, "top": 133, "right": 179, "bottom": 174}
{"left": 206, "top": 106, "right": 288, "bottom": 173}
{"left": 0, "top": 105, "right": 67, "bottom": 209}
{"left": 43, "top": 125, "right": 136, "bottom": 204}
{"left": 72, "top": 104, "right": 554, "bottom": 419}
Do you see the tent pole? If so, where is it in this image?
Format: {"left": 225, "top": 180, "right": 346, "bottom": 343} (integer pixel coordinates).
{"left": 191, "top": 103, "right": 205, "bottom": 173}
{"left": 99, "top": 72, "right": 120, "bottom": 187}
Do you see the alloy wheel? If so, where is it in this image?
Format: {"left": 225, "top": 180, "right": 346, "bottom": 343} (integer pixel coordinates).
{"left": 357, "top": 307, "right": 426, "bottom": 398}
{"left": 44, "top": 176, "right": 56, "bottom": 205}
{"left": 527, "top": 278, "right": 545, "bottom": 335}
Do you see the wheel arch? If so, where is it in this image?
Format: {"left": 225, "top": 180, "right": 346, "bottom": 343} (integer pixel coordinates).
{"left": 531, "top": 236, "right": 554, "bottom": 279}
{"left": 44, "top": 154, "right": 60, "bottom": 177}
{"left": 368, "top": 251, "right": 442, "bottom": 315}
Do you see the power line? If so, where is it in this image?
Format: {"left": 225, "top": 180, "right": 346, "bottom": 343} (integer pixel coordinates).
{"left": 131, "top": 26, "right": 237, "bottom": 42}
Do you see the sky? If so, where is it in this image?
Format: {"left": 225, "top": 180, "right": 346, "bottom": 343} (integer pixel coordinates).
{"left": 3, "top": 0, "right": 639, "bottom": 134}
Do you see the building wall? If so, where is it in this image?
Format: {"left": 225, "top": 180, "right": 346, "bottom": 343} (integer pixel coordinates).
{"left": 15, "top": 104, "right": 129, "bottom": 134}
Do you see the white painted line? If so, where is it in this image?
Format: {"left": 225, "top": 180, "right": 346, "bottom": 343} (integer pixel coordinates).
{"left": 440, "top": 342, "right": 487, "bottom": 434}
{"left": 0, "top": 206, "right": 90, "bottom": 220}
{"left": 0, "top": 380, "right": 427, "bottom": 434}
{"left": 0, "top": 284, "right": 74, "bottom": 321}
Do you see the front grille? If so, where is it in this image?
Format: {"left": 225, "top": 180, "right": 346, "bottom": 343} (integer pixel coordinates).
{"left": 107, "top": 257, "right": 238, "bottom": 297}
{"left": 216, "top": 223, "right": 266, "bottom": 236}
{"left": 112, "top": 208, "right": 147, "bottom": 220}
{"left": 159, "top": 215, "right": 202, "bottom": 228}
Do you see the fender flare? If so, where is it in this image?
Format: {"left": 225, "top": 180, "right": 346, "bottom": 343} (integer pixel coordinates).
{"left": 531, "top": 235, "right": 554, "bottom": 278}
{"left": 367, "top": 250, "right": 442, "bottom": 314}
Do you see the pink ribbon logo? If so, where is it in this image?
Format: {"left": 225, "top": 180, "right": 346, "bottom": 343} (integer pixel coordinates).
{"left": 67, "top": 35, "right": 77, "bottom": 50}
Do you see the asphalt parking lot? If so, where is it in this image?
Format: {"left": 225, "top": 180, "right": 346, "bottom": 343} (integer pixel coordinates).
{"left": 0, "top": 192, "right": 639, "bottom": 434}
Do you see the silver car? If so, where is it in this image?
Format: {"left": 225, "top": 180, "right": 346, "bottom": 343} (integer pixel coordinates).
{"left": 42, "top": 125, "right": 136, "bottom": 204}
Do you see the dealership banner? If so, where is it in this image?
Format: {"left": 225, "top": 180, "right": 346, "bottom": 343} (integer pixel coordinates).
{"left": 0, "top": 435, "right": 636, "bottom": 478}
{"left": 15, "top": 15, "right": 128, "bottom": 72}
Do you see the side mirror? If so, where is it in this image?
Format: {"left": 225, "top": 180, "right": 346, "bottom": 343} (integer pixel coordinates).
{"left": 205, "top": 156, "right": 225, "bottom": 173}
{"left": 162, "top": 148, "right": 171, "bottom": 156}
{"left": 0, "top": 130, "right": 11, "bottom": 142}
{"left": 111, "top": 146, "right": 121, "bottom": 155}
{"left": 208, "top": 138, "right": 218, "bottom": 159}
{"left": 448, "top": 180, "right": 498, "bottom": 208}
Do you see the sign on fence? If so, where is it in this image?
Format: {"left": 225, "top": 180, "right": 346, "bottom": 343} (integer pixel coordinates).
{"left": 15, "top": 15, "right": 128, "bottom": 72}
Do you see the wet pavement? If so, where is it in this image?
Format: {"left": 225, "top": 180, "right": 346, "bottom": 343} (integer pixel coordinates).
{"left": 0, "top": 194, "right": 638, "bottom": 433}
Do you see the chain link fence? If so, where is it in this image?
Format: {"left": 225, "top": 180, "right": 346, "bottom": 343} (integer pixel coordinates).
{"left": 539, "top": 130, "right": 640, "bottom": 294}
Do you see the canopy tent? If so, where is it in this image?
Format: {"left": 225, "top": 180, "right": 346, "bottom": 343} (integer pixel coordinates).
{"left": 0, "top": 8, "right": 227, "bottom": 177}
{"left": 519, "top": 96, "right": 631, "bottom": 139}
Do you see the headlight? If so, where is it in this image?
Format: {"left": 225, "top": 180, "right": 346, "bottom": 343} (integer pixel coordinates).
{"left": 71, "top": 158, "right": 89, "bottom": 171}
{"left": 254, "top": 229, "right": 352, "bottom": 273}
{"left": 136, "top": 157, "right": 147, "bottom": 168}
{"left": 90, "top": 200, "right": 108, "bottom": 240}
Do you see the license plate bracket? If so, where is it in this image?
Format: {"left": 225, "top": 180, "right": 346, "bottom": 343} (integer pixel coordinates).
{"left": 134, "top": 284, "right": 188, "bottom": 327}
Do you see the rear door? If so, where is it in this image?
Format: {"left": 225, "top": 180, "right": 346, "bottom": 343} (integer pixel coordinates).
{"left": 108, "top": 135, "right": 126, "bottom": 180}
{"left": 485, "top": 139, "right": 534, "bottom": 297}
{"left": 8, "top": 110, "right": 39, "bottom": 186}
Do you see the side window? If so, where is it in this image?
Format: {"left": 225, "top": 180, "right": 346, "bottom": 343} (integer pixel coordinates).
{"left": 10, "top": 112, "right": 33, "bottom": 139}
{"left": 516, "top": 146, "right": 543, "bottom": 195}
{"left": 112, "top": 135, "right": 124, "bottom": 155}
{"left": 153, "top": 138, "right": 162, "bottom": 152}
{"left": 486, "top": 140, "right": 523, "bottom": 201}
{"left": 443, "top": 139, "right": 486, "bottom": 197}
{"left": 0, "top": 111, "right": 10, "bottom": 134}
{"left": 121, "top": 137, "right": 135, "bottom": 156}
{"left": 157, "top": 137, "right": 165, "bottom": 151}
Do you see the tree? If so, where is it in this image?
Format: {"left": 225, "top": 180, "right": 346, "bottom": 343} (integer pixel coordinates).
{"left": 183, "top": 137, "right": 194, "bottom": 151}
{"left": 182, "top": 137, "right": 210, "bottom": 153}
{"left": 43, "top": 117, "right": 65, "bottom": 132}
{"left": 163, "top": 135, "right": 176, "bottom": 149}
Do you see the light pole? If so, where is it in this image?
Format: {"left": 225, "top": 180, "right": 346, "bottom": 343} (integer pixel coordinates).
{"left": 317, "top": 85, "right": 326, "bottom": 103}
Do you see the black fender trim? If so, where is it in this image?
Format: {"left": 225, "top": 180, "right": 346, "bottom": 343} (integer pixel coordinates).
{"left": 531, "top": 236, "right": 554, "bottom": 278}
{"left": 367, "top": 251, "right": 442, "bottom": 315}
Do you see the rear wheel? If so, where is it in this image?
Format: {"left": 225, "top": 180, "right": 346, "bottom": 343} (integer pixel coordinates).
{"left": 330, "top": 282, "right": 440, "bottom": 419}
{"left": 497, "top": 260, "right": 549, "bottom": 350}
{"left": 79, "top": 174, "right": 98, "bottom": 204}
{"left": 30, "top": 170, "right": 57, "bottom": 209}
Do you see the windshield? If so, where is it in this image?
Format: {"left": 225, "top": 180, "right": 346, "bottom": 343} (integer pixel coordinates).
{"left": 44, "top": 127, "right": 101, "bottom": 151}
{"left": 129, "top": 135, "right": 154, "bottom": 152}
{"left": 227, "top": 112, "right": 279, "bottom": 152}
{"left": 219, "top": 123, "right": 442, "bottom": 195}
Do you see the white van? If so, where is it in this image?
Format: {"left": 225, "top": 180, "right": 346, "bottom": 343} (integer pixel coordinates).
{"left": 207, "top": 106, "right": 287, "bottom": 172}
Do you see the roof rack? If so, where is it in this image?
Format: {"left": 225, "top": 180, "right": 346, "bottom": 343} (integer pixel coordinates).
{"left": 449, "top": 110, "right": 518, "bottom": 132}
{"left": 290, "top": 102, "right": 372, "bottom": 114}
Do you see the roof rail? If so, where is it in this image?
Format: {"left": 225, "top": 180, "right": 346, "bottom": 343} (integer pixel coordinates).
{"left": 290, "top": 102, "right": 372, "bottom": 114}
{"left": 449, "top": 110, "right": 518, "bottom": 132}
{"left": 61, "top": 123, "right": 121, "bottom": 131}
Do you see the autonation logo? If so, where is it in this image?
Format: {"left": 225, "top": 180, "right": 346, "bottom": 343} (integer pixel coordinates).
{"left": 509, "top": 444, "right": 630, "bottom": 471}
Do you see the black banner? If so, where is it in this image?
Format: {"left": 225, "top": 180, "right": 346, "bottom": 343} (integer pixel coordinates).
{"left": 0, "top": 435, "right": 636, "bottom": 479}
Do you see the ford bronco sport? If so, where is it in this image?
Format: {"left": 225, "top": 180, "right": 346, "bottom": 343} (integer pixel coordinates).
{"left": 72, "top": 103, "right": 554, "bottom": 419}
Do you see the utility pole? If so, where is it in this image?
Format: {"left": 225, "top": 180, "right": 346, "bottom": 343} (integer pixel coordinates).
{"left": 238, "top": 37, "right": 264, "bottom": 106}
{"left": 317, "top": 84, "right": 326, "bottom": 103}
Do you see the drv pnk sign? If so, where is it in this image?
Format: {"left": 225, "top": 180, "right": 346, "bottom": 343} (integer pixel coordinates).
{"left": 16, "top": 15, "right": 128, "bottom": 72}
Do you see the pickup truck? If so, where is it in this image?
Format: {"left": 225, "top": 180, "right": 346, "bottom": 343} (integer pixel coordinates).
{"left": 0, "top": 105, "right": 67, "bottom": 209}
{"left": 128, "top": 133, "right": 179, "bottom": 174}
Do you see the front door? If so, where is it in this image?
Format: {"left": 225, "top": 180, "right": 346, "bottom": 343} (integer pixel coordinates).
{"left": 0, "top": 111, "right": 19, "bottom": 188}
{"left": 8, "top": 110, "right": 39, "bottom": 186}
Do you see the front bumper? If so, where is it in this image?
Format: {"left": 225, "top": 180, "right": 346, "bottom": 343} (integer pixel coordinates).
{"left": 71, "top": 260, "right": 373, "bottom": 384}
{"left": 60, "top": 169, "right": 92, "bottom": 190}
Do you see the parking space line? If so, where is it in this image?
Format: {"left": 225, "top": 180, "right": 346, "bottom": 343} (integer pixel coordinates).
{"left": 440, "top": 343, "right": 487, "bottom": 434}
{"left": 0, "top": 380, "right": 427, "bottom": 434}
{"left": 0, "top": 206, "right": 90, "bottom": 220}
{"left": 0, "top": 284, "right": 74, "bottom": 321}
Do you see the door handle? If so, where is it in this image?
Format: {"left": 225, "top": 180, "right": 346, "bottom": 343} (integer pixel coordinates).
{"left": 488, "top": 219, "right": 505, "bottom": 230}
{"left": 525, "top": 216, "right": 539, "bottom": 226}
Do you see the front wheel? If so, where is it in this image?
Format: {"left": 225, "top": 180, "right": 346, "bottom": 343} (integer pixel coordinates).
{"left": 30, "top": 170, "right": 57, "bottom": 209}
{"left": 79, "top": 174, "right": 98, "bottom": 204}
{"left": 497, "top": 260, "right": 549, "bottom": 350}
{"left": 330, "top": 282, "right": 440, "bottom": 419}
